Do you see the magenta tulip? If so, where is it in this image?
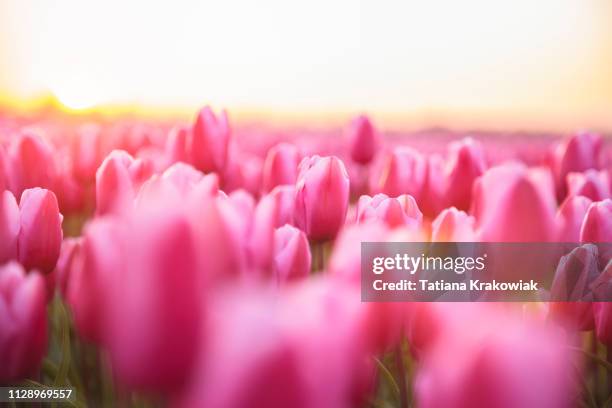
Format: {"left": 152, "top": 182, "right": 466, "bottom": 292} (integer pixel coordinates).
{"left": 190, "top": 106, "right": 230, "bottom": 173}
{"left": 556, "top": 195, "right": 592, "bottom": 242}
{"left": 0, "top": 190, "right": 19, "bottom": 264}
{"left": 580, "top": 199, "right": 612, "bottom": 243}
{"left": 273, "top": 225, "right": 311, "bottom": 284}
{"left": 18, "top": 188, "right": 63, "bottom": 274}
{"left": 346, "top": 115, "right": 380, "bottom": 164}
{"left": 262, "top": 143, "right": 301, "bottom": 192}
{"left": 8, "top": 133, "right": 57, "bottom": 198}
{"left": 0, "top": 262, "right": 48, "bottom": 383}
{"left": 370, "top": 147, "right": 427, "bottom": 201}
{"left": 442, "top": 138, "right": 486, "bottom": 210}
{"left": 472, "top": 163, "right": 557, "bottom": 241}
{"left": 356, "top": 193, "right": 422, "bottom": 229}
{"left": 73, "top": 125, "right": 102, "bottom": 183}
{"left": 594, "top": 261, "right": 612, "bottom": 345}
{"left": 566, "top": 170, "right": 610, "bottom": 201}
{"left": 0, "top": 145, "right": 8, "bottom": 192}
{"left": 165, "top": 126, "right": 191, "bottom": 165}
{"left": 294, "top": 155, "right": 349, "bottom": 240}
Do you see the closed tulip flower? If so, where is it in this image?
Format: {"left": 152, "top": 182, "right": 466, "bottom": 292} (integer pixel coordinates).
{"left": 580, "top": 199, "right": 612, "bottom": 243}
{"left": 442, "top": 138, "right": 486, "bottom": 211}
{"left": 346, "top": 115, "right": 380, "bottom": 165}
{"left": 0, "top": 190, "right": 20, "bottom": 264}
{"left": 190, "top": 106, "right": 231, "bottom": 173}
{"left": 431, "top": 207, "right": 476, "bottom": 242}
{"left": 356, "top": 193, "right": 422, "bottom": 229}
{"left": 269, "top": 185, "right": 296, "bottom": 227}
{"left": 593, "top": 261, "right": 612, "bottom": 345}
{"left": 95, "top": 150, "right": 137, "bottom": 216}
{"left": 273, "top": 225, "right": 311, "bottom": 284}
{"left": 294, "top": 156, "right": 349, "bottom": 240}
{"left": 262, "top": 143, "right": 301, "bottom": 192}
{"left": 556, "top": 195, "right": 592, "bottom": 242}
{"left": 8, "top": 133, "right": 57, "bottom": 198}
{"left": 472, "top": 164, "right": 557, "bottom": 241}
{"left": 0, "top": 145, "right": 8, "bottom": 192}
{"left": 165, "top": 126, "right": 191, "bottom": 165}
{"left": 0, "top": 262, "right": 48, "bottom": 383}
{"left": 18, "top": 188, "right": 63, "bottom": 274}
{"left": 370, "top": 147, "right": 427, "bottom": 201}
{"left": 566, "top": 170, "right": 610, "bottom": 201}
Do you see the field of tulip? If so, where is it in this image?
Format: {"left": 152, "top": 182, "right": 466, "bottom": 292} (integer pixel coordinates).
{"left": 0, "top": 106, "right": 611, "bottom": 407}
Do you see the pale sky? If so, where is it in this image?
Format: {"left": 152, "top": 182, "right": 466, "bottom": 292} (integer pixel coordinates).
{"left": 0, "top": 0, "right": 611, "bottom": 130}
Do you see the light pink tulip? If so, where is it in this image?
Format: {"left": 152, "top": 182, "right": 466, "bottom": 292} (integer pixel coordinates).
{"left": 472, "top": 163, "right": 557, "bottom": 241}
{"left": 273, "top": 225, "right": 311, "bottom": 284}
{"left": 262, "top": 143, "right": 301, "bottom": 192}
{"left": 0, "top": 145, "right": 8, "bottom": 192}
{"left": 55, "top": 237, "right": 82, "bottom": 297}
{"left": 73, "top": 125, "right": 102, "bottom": 183}
{"left": 415, "top": 306, "right": 575, "bottom": 408}
{"left": 8, "top": 133, "right": 57, "bottom": 198}
{"left": 370, "top": 147, "right": 427, "bottom": 201}
{"left": 269, "top": 185, "right": 296, "bottom": 227}
{"left": 556, "top": 195, "right": 592, "bottom": 242}
{"left": 431, "top": 207, "right": 476, "bottom": 242}
{"left": 165, "top": 126, "right": 191, "bottom": 165}
{"left": 346, "top": 115, "right": 380, "bottom": 165}
{"left": 0, "top": 190, "right": 20, "bottom": 264}
{"left": 442, "top": 138, "right": 486, "bottom": 210}
{"left": 594, "top": 261, "right": 612, "bottom": 345}
{"left": 18, "top": 188, "right": 63, "bottom": 274}
{"left": 95, "top": 150, "right": 136, "bottom": 215}
{"left": 190, "top": 106, "right": 230, "bottom": 173}
{"left": 294, "top": 156, "right": 349, "bottom": 240}
{"left": 580, "top": 199, "right": 612, "bottom": 243}
{"left": 566, "top": 170, "right": 610, "bottom": 201}
{"left": 356, "top": 193, "right": 422, "bottom": 229}
{"left": 0, "top": 262, "right": 48, "bottom": 383}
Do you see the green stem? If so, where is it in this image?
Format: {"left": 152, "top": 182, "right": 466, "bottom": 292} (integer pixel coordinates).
{"left": 373, "top": 356, "right": 400, "bottom": 401}
{"left": 395, "top": 346, "right": 408, "bottom": 408}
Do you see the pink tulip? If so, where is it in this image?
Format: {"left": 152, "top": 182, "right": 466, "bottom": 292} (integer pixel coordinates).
{"left": 0, "top": 262, "right": 48, "bottom": 383}
{"left": 442, "top": 138, "right": 486, "bottom": 211}
{"left": 594, "top": 262, "right": 612, "bottom": 345}
{"left": 247, "top": 193, "right": 278, "bottom": 272}
{"left": 165, "top": 126, "right": 191, "bottom": 165}
{"left": 18, "top": 188, "right": 63, "bottom": 274}
{"left": 106, "top": 209, "right": 203, "bottom": 392}
{"left": 0, "top": 145, "right": 8, "bottom": 192}
{"left": 262, "top": 143, "right": 301, "bottom": 192}
{"left": 556, "top": 195, "right": 592, "bottom": 242}
{"left": 580, "top": 199, "right": 612, "bottom": 243}
{"left": 8, "top": 133, "right": 57, "bottom": 198}
{"left": 294, "top": 156, "right": 349, "bottom": 240}
{"left": 566, "top": 170, "right": 610, "bottom": 201}
{"left": 548, "top": 244, "right": 600, "bottom": 330}
{"left": 431, "top": 207, "right": 476, "bottom": 242}
{"left": 550, "top": 131, "right": 602, "bottom": 198}
{"left": 356, "top": 193, "right": 422, "bottom": 229}
{"left": 420, "top": 154, "right": 445, "bottom": 216}
{"left": 0, "top": 190, "right": 20, "bottom": 264}
{"left": 472, "top": 163, "right": 557, "bottom": 241}
{"left": 95, "top": 150, "right": 136, "bottom": 215}
{"left": 190, "top": 106, "right": 230, "bottom": 173}
{"left": 370, "top": 147, "right": 427, "bottom": 201}
{"left": 346, "top": 115, "right": 380, "bottom": 164}
{"left": 273, "top": 225, "right": 311, "bottom": 284}
{"left": 269, "top": 185, "right": 296, "bottom": 227}
{"left": 73, "top": 125, "right": 102, "bottom": 183}
{"left": 55, "top": 237, "right": 82, "bottom": 297}
{"left": 415, "top": 306, "right": 575, "bottom": 408}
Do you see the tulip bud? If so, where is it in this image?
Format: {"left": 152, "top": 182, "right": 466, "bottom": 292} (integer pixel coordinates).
{"left": 431, "top": 207, "right": 476, "bottom": 242}
{"left": 165, "top": 126, "right": 191, "bottom": 165}
{"left": 0, "top": 145, "right": 9, "bottom": 192}
{"left": 190, "top": 106, "right": 230, "bottom": 173}
{"left": 262, "top": 143, "right": 301, "bottom": 192}
{"left": 294, "top": 156, "right": 350, "bottom": 240}
{"left": 370, "top": 147, "right": 427, "bottom": 201}
{"left": 356, "top": 193, "right": 422, "bottom": 229}
{"left": 0, "top": 262, "right": 48, "bottom": 383}
{"left": 269, "top": 185, "right": 296, "bottom": 227}
{"left": 55, "top": 237, "right": 82, "bottom": 297}
{"left": 594, "top": 261, "right": 612, "bottom": 345}
{"left": 18, "top": 188, "right": 63, "bottom": 274}
{"left": 247, "top": 193, "right": 278, "bottom": 272}
{"left": 8, "top": 133, "right": 57, "bottom": 198}
{"left": 0, "top": 190, "right": 20, "bottom": 264}
{"left": 556, "top": 195, "right": 592, "bottom": 242}
{"left": 551, "top": 131, "right": 602, "bottom": 198}
{"left": 442, "top": 138, "right": 486, "bottom": 211}
{"left": 548, "top": 244, "right": 600, "bottom": 330}
{"left": 73, "top": 125, "right": 102, "bottom": 183}
{"left": 95, "top": 150, "right": 136, "bottom": 215}
{"left": 566, "top": 170, "right": 610, "bottom": 201}
{"left": 472, "top": 164, "right": 557, "bottom": 241}
{"left": 274, "top": 225, "right": 311, "bottom": 284}
{"left": 346, "top": 115, "right": 380, "bottom": 164}
{"left": 580, "top": 199, "right": 612, "bottom": 243}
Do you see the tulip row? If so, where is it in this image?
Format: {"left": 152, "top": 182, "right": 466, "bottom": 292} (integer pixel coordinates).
{"left": 0, "top": 107, "right": 611, "bottom": 407}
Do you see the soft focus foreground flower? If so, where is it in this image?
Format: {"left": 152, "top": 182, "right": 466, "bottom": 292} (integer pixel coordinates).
{"left": 0, "top": 190, "right": 20, "bottom": 264}
{"left": 356, "top": 193, "right": 422, "bottom": 229}
{"left": 593, "top": 261, "right": 612, "bottom": 345}
{"left": 190, "top": 106, "right": 230, "bottom": 174}
{"left": 273, "top": 225, "right": 311, "bottom": 284}
{"left": 346, "top": 115, "right": 380, "bottom": 165}
{"left": 472, "top": 163, "right": 557, "bottom": 241}
{"left": 294, "top": 155, "right": 350, "bottom": 240}
{"left": 415, "top": 305, "right": 575, "bottom": 408}
{"left": 0, "top": 262, "right": 48, "bottom": 383}
{"left": 370, "top": 147, "right": 427, "bottom": 201}
{"left": 262, "top": 143, "right": 301, "bottom": 192}
{"left": 7, "top": 132, "right": 57, "bottom": 198}
{"left": 17, "top": 188, "right": 63, "bottom": 274}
